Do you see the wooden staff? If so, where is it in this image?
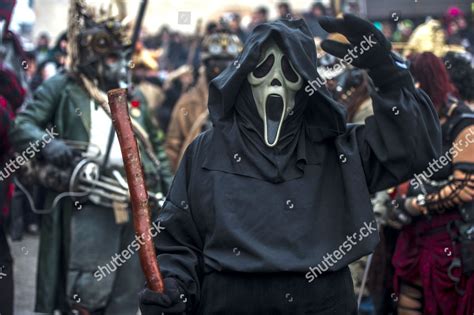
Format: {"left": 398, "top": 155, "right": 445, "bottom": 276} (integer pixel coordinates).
{"left": 107, "top": 88, "right": 164, "bottom": 293}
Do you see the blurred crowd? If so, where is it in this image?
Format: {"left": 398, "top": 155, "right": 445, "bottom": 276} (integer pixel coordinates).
{"left": 19, "top": 2, "right": 474, "bottom": 138}
{"left": 16, "top": 3, "right": 474, "bottom": 132}
{"left": 1, "top": 0, "right": 474, "bottom": 314}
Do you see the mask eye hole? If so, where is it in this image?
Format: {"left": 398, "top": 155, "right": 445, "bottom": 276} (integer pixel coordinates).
{"left": 281, "top": 55, "right": 298, "bottom": 83}
{"left": 253, "top": 53, "right": 274, "bottom": 78}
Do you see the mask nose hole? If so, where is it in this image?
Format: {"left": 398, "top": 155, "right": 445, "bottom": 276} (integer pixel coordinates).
{"left": 271, "top": 79, "right": 282, "bottom": 86}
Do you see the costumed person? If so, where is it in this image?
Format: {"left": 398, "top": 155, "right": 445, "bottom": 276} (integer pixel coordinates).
{"left": 157, "top": 64, "right": 194, "bottom": 134}
{"left": 391, "top": 52, "right": 474, "bottom": 315}
{"left": 0, "top": 57, "right": 25, "bottom": 315}
{"left": 0, "top": 2, "right": 26, "bottom": 313}
{"left": 139, "top": 15, "right": 441, "bottom": 314}
{"left": 1, "top": 0, "right": 39, "bottom": 242}
{"left": 443, "top": 52, "right": 474, "bottom": 110}
{"left": 9, "top": 0, "right": 173, "bottom": 313}
{"left": 165, "top": 31, "right": 242, "bottom": 171}
{"left": 131, "top": 39, "right": 165, "bottom": 126}
{"left": 0, "top": 105, "right": 14, "bottom": 315}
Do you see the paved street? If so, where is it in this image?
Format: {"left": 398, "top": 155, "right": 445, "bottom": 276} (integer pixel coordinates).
{"left": 8, "top": 234, "right": 141, "bottom": 315}
{"left": 9, "top": 234, "right": 39, "bottom": 315}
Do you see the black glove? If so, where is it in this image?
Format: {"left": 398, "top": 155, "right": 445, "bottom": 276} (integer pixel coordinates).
{"left": 318, "top": 14, "right": 411, "bottom": 89}
{"left": 42, "top": 139, "right": 74, "bottom": 168}
{"left": 139, "top": 278, "right": 187, "bottom": 315}
{"left": 384, "top": 197, "right": 413, "bottom": 229}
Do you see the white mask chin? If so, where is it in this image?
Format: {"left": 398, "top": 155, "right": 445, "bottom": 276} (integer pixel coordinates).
{"left": 247, "top": 39, "right": 303, "bottom": 147}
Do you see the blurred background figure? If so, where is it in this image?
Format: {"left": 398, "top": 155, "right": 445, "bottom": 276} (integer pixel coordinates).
{"left": 33, "top": 32, "right": 48, "bottom": 63}
{"left": 158, "top": 31, "right": 188, "bottom": 71}
{"left": 166, "top": 31, "right": 243, "bottom": 171}
{"left": 247, "top": 6, "right": 269, "bottom": 32}
{"left": 22, "top": 50, "right": 36, "bottom": 87}
{"left": 131, "top": 39, "right": 164, "bottom": 127}
{"left": 444, "top": 6, "right": 474, "bottom": 54}
{"left": 46, "top": 31, "right": 68, "bottom": 71}
{"left": 380, "top": 21, "right": 394, "bottom": 41}
{"left": 444, "top": 52, "right": 474, "bottom": 110}
{"left": 405, "top": 19, "right": 446, "bottom": 57}
{"left": 411, "top": 52, "right": 457, "bottom": 112}
{"left": 303, "top": 2, "right": 329, "bottom": 39}
{"left": 276, "top": 1, "right": 293, "bottom": 19}
{"left": 154, "top": 26, "right": 172, "bottom": 70}
{"left": 337, "top": 68, "right": 372, "bottom": 124}
{"left": 156, "top": 64, "right": 194, "bottom": 133}
{"left": 392, "top": 19, "right": 414, "bottom": 43}
{"left": 0, "top": 0, "right": 27, "bottom": 85}
{"left": 30, "top": 31, "right": 68, "bottom": 91}
{"left": 34, "top": 32, "right": 49, "bottom": 64}
{"left": 221, "top": 12, "right": 248, "bottom": 43}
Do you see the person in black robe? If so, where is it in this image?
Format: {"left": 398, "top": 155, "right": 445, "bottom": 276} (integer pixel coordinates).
{"left": 139, "top": 14, "right": 442, "bottom": 314}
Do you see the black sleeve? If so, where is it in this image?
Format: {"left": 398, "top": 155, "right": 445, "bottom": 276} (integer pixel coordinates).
{"left": 356, "top": 72, "right": 442, "bottom": 193}
{"left": 154, "top": 142, "right": 203, "bottom": 310}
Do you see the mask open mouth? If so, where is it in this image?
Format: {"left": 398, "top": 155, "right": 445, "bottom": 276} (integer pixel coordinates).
{"left": 265, "top": 94, "right": 284, "bottom": 146}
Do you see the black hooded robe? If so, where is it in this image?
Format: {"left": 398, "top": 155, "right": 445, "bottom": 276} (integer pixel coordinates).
{"left": 154, "top": 19, "right": 441, "bottom": 314}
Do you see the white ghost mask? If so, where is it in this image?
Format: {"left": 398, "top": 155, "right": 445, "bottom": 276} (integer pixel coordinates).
{"left": 247, "top": 38, "right": 303, "bottom": 147}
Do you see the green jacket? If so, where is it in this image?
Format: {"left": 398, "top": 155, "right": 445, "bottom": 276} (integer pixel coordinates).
{"left": 9, "top": 72, "right": 173, "bottom": 312}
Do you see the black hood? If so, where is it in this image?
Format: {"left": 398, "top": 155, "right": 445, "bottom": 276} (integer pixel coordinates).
{"left": 208, "top": 18, "right": 347, "bottom": 140}
{"left": 203, "top": 19, "right": 347, "bottom": 183}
